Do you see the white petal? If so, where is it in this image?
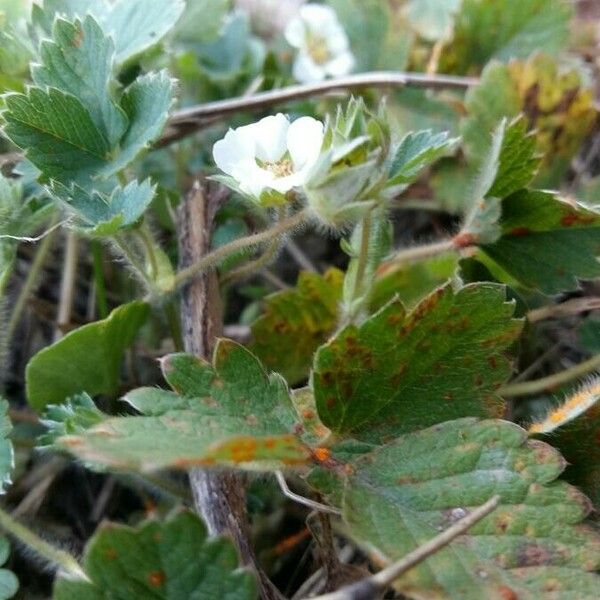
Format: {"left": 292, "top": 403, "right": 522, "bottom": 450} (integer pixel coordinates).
{"left": 212, "top": 128, "right": 255, "bottom": 177}
{"left": 299, "top": 4, "right": 339, "bottom": 34}
{"left": 287, "top": 117, "right": 324, "bottom": 171}
{"left": 284, "top": 15, "right": 306, "bottom": 48}
{"left": 325, "top": 27, "right": 350, "bottom": 54}
{"left": 325, "top": 50, "right": 355, "bottom": 77}
{"left": 268, "top": 171, "right": 305, "bottom": 193}
{"left": 292, "top": 52, "right": 326, "bottom": 83}
{"left": 237, "top": 162, "right": 276, "bottom": 197}
{"left": 252, "top": 114, "right": 290, "bottom": 162}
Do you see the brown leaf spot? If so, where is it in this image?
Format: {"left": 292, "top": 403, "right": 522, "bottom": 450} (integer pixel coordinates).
{"left": 508, "top": 227, "right": 531, "bottom": 237}
{"left": 104, "top": 547, "right": 118, "bottom": 560}
{"left": 488, "top": 356, "right": 498, "bottom": 369}
{"left": 148, "top": 571, "right": 165, "bottom": 587}
{"left": 498, "top": 586, "right": 518, "bottom": 600}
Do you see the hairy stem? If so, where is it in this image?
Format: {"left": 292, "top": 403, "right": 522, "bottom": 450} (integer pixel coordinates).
{"left": 526, "top": 297, "right": 600, "bottom": 324}
{"left": 499, "top": 353, "right": 600, "bottom": 398}
{"left": 351, "top": 211, "right": 373, "bottom": 303}
{"left": 91, "top": 241, "right": 109, "bottom": 319}
{"left": 54, "top": 230, "right": 78, "bottom": 340}
{"left": 311, "top": 496, "right": 499, "bottom": 600}
{"left": 384, "top": 238, "right": 456, "bottom": 268}
{"left": 173, "top": 208, "right": 309, "bottom": 290}
{"left": 0, "top": 506, "right": 87, "bottom": 580}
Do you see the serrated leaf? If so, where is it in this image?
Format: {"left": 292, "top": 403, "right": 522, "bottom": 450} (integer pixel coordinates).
{"left": 462, "top": 55, "right": 596, "bottom": 187}
{"left": 32, "top": 16, "right": 127, "bottom": 147}
{"left": 26, "top": 302, "right": 149, "bottom": 411}
{"left": 33, "top": 0, "right": 185, "bottom": 67}
{"left": 251, "top": 269, "right": 344, "bottom": 385}
{"left": 442, "top": 0, "right": 572, "bottom": 73}
{"left": 53, "top": 511, "right": 257, "bottom": 600}
{"left": 314, "top": 283, "right": 522, "bottom": 442}
{"left": 327, "top": 418, "right": 600, "bottom": 599}
{"left": 387, "top": 129, "right": 458, "bottom": 187}
{"left": 55, "top": 341, "right": 311, "bottom": 471}
{"left": 480, "top": 190, "right": 600, "bottom": 294}
{"left": 106, "top": 71, "right": 173, "bottom": 178}
{"left": 2, "top": 87, "right": 110, "bottom": 185}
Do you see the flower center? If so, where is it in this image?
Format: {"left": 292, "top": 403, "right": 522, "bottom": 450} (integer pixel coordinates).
{"left": 306, "top": 32, "right": 330, "bottom": 65}
{"left": 258, "top": 158, "right": 294, "bottom": 177}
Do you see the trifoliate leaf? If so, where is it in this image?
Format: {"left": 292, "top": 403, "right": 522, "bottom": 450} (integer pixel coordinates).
{"left": 314, "top": 283, "right": 522, "bottom": 442}
{"left": 442, "top": 0, "right": 572, "bottom": 73}
{"left": 55, "top": 341, "right": 311, "bottom": 471}
{"left": 53, "top": 511, "right": 257, "bottom": 600}
{"left": 327, "top": 418, "right": 600, "bottom": 599}
{"left": 387, "top": 129, "right": 458, "bottom": 187}
{"left": 26, "top": 302, "right": 149, "bottom": 411}
{"left": 251, "top": 269, "right": 344, "bottom": 386}
{"left": 480, "top": 190, "right": 600, "bottom": 294}
{"left": 32, "top": 16, "right": 127, "bottom": 147}
{"left": 463, "top": 55, "right": 596, "bottom": 187}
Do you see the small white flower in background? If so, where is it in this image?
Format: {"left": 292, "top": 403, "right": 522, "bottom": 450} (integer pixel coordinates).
{"left": 213, "top": 113, "right": 324, "bottom": 200}
{"left": 285, "top": 4, "right": 354, "bottom": 83}
{"left": 236, "top": 0, "right": 306, "bottom": 38}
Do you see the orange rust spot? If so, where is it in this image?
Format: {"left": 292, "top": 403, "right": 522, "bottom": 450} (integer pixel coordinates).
{"left": 488, "top": 356, "right": 498, "bottom": 369}
{"left": 498, "top": 586, "right": 518, "bottom": 600}
{"left": 313, "top": 447, "right": 331, "bottom": 462}
{"left": 509, "top": 227, "right": 531, "bottom": 237}
{"left": 148, "top": 571, "right": 165, "bottom": 587}
{"left": 302, "top": 409, "right": 315, "bottom": 420}
{"left": 104, "top": 547, "right": 118, "bottom": 560}
{"left": 561, "top": 212, "right": 595, "bottom": 227}
{"left": 265, "top": 438, "right": 276, "bottom": 449}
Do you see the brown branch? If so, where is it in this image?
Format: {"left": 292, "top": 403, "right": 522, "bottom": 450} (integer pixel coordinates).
{"left": 310, "top": 495, "right": 500, "bottom": 600}
{"left": 177, "top": 180, "right": 282, "bottom": 600}
{"left": 526, "top": 296, "right": 600, "bottom": 324}
{"left": 158, "top": 71, "right": 479, "bottom": 147}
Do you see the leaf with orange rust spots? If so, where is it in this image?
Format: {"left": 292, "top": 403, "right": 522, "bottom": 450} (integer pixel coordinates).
{"left": 311, "top": 418, "right": 600, "bottom": 599}
{"left": 53, "top": 511, "right": 257, "bottom": 599}
{"left": 313, "top": 283, "right": 522, "bottom": 442}
{"left": 462, "top": 54, "right": 596, "bottom": 188}
{"left": 480, "top": 190, "right": 600, "bottom": 294}
{"left": 54, "top": 340, "right": 311, "bottom": 471}
{"left": 291, "top": 388, "right": 331, "bottom": 446}
{"left": 251, "top": 269, "right": 344, "bottom": 385}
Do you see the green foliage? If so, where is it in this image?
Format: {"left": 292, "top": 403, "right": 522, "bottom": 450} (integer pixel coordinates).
{"left": 54, "top": 341, "right": 311, "bottom": 471}
{"left": 463, "top": 54, "right": 597, "bottom": 187}
{"left": 313, "top": 418, "right": 600, "bottom": 599}
{"left": 402, "top": 0, "right": 461, "bottom": 42}
{"left": 1, "top": 13, "right": 175, "bottom": 233}
{"left": 251, "top": 269, "right": 344, "bottom": 385}
{"left": 53, "top": 511, "right": 257, "bottom": 599}
{"left": 0, "top": 538, "right": 18, "bottom": 600}
{"left": 480, "top": 191, "right": 600, "bottom": 294}
{"left": 314, "top": 283, "right": 522, "bottom": 442}
{"left": 26, "top": 302, "right": 149, "bottom": 411}
{"left": 442, "top": 0, "right": 572, "bottom": 74}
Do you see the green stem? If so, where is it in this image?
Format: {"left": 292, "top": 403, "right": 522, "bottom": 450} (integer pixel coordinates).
{"left": 0, "top": 506, "right": 87, "bottom": 580}
{"left": 386, "top": 238, "right": 456, "bottom": 266}
{"left": 173, "top": 208, "right": 310, "bottom": 290}
{"left": 113, "top": 233, "right": 153, "bottom": 289}
{"left": 5, "top": 224, "right": 57, "bottom": 345}
{"left": 351, "top": 210, "right": 373, "bottom": 303}
{"left": 137, "top": 222, "right": 159, "bottom": 281}
{"left": 164, "top": 300, "right": 184, "bottom": 352}
{"left": 91, "top": 241, "right": 109, "bottom": 319}
{"left": 499, "top": 353, "right": 600, "bottom": 398}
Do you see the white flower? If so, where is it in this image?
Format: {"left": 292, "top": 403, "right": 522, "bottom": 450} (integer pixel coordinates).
{"left": 213, "top": 113, "right": 324, "bottom": 199}
{"left": 284, "top": 4, "right": 354, "bottom": 83}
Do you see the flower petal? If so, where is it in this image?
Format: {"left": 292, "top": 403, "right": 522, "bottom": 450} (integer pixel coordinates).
{"left": 252, "top": 114, "right": 290, "bottom": 162}
{"left": 325, "top": 50, "right": 355, "bottom": 77}
{"left": 284, "top": 14, "right": 306, "bottom": 48}
{"left": 287, "top": 117, "right": 324, "bottom": 172}
{"left": 212, "top": 127, "right": 255, "bottom": 177}
{"left": 292, "top": 52, "right": 326, "bottom": 83}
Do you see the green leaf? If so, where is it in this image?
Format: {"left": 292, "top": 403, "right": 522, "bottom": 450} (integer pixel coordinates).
{"left": 442, "top": 0, "right": 572, "bottom": 73}
{"left": 480, "top": 190, "right": 600, "bottom": 294}
{"left": 461, "top": 117, "right": 539, "bottom": 246}
{"left": 387, "top": 129, "right": 458, "bottom": 187}
{"left": 0, "top": 538, "right": 17, "bottom": 600}
{"left": 26, "top": 302, "right": 149, "bottom": 411}
{"left": 403, "top": 0, "right": 461, "bottom": 42}
{"left": 55, "top": 341, "right": 311, "bottom": 471}
{"left": 176, "top": 0, "right": 229, "bottom": 43}
{"left": 330, "top": 418, "right": 600, "bottom": 599}
{"left": 3, "top": 87, "right": 111, "bottom": 185}
{"left": 314, "top": 283, "right": 522, "bottom": 442}
{"left": 0, "top": 399, "right": 14, "bottom": 494}
{"left": 53, "top": 511, "right": 257, "bottom": 600}
{"left": 370, "top": 252, "right": 459, "bottom": 312}
{"left": 251, "top": 269, "right": 344, "bottom": 385}
{"left": 32, "top": 16, "right": 127, "bottom": 147}
{"left": 106, "top": 71, "right": 174, "bottom": 178}
{"left": 33, "top": 0, "right": 185, "bottom": 66}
